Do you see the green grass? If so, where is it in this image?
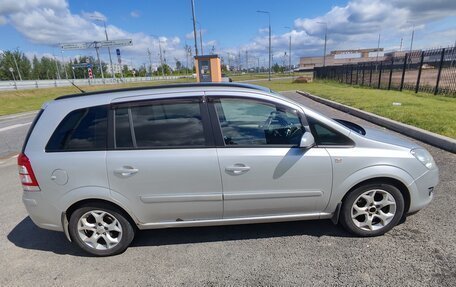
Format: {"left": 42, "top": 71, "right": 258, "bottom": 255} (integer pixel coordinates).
{"left": 249, "top": 80, "right": 456, "bottom": 139}
{"left": 229, "top": 72, "right": 312, "bottom": 82}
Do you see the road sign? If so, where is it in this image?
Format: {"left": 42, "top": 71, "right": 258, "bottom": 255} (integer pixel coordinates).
{"left": 88, "top": 68, "right": 93, "bottom": 79}
{"left": 8, "top": 67, "right": 14, "bottom": 72}
{"left": 60, "top": 39, "right": 133, "bottom": 50}
{"left": 72, "top": 63, "right": 93, "bottom": 69}
{"left": 116, "top": 48, "right": 122, "bottom": 65}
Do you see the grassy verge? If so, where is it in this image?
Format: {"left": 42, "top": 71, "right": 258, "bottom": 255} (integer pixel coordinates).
{"left": 0, "top": 78, "right": 193, "bottom": 116}
{"left": 249, "top": 80, "right": 456, "bottom": 138}
{"left": 229, "top": 72, "right": 312, "bottom": 82}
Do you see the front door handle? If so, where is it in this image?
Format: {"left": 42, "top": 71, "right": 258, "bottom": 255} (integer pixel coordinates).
{"left": 114, "top": 166, "right": 139, "bottom": 177}
{"left": 225, "top": 164, "right": 251, "bottom": 175}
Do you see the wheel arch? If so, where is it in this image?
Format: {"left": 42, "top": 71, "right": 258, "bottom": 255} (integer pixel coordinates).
{"left": 65, "top": 198, "right": 139, "bottom": 229}
{"left": 340, "top": 177, "right": 411, "bottom": 214}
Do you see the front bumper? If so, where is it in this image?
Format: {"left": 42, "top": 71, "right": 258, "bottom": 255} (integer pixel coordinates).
{"left": 407, "top": 167, "right": 439, "bottom": 214}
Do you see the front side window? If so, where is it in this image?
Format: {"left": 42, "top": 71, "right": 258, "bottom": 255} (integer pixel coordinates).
{"left": 214, "top": 98, "right": 304, "bottom": 146}
{"left": 307, "top": 116, "right": 354, "bottom": 146}
{"left": 114, "top": 100, "right": 206, "bottom": 148}
{"left": 46, "top": 105, "right": 108, "bottom": 152}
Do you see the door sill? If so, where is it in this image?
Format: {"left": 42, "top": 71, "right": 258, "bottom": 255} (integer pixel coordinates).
{"left": 137, "top": 212, "right": 333, "bottom": 230}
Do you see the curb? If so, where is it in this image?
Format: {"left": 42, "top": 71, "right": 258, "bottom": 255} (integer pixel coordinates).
{"left": 296, "top": 90, "right": 456, "bottom": 154}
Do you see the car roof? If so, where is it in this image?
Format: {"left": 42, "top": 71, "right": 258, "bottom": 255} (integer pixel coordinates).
{"left": 55, "top": 82, "right": 272, "bottom": 101}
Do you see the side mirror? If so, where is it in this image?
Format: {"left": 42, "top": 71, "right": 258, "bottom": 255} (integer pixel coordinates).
{"left": 299, "top": 132, "right": 315, "bottom": 149}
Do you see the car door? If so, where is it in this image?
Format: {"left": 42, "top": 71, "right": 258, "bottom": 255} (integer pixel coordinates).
{"left": 207, "top": 92, "right": 332, "bottom": 218}
{"left": 106, "top": 95, "right": 223, "bottom": 224}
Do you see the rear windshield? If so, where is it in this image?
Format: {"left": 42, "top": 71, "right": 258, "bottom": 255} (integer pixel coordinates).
{"left": 46, "top": 106, "right": 108, "bottom": 152}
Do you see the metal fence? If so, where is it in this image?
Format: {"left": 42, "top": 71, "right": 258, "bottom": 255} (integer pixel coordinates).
{"left": 0, "top": 75, "right": 192, "bottom": 91}
{"left": 314, "top": 46, "right": 456, "bottom": 96}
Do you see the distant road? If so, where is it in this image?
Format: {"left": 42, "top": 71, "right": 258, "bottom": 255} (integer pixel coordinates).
{"left": 0, "top": 111, "right": 37, "bottom": 158}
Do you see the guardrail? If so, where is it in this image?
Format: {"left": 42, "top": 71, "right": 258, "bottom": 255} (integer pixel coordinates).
{"left": 0, "top": 76, "right": 192, "bottom": 91}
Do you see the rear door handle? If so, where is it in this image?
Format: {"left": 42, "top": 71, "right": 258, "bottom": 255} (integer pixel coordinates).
{"left": 114, "top": 166, "right": 139, "bottom": 177}
{"left": 225, "top": 164, "right": 251, "bottom": 175}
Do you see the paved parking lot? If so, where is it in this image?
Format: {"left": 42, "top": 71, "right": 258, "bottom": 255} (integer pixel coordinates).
{"left": 0, "top": 91, "right": 455, "bottom": 286}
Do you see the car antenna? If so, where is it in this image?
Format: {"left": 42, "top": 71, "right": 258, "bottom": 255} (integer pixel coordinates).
{"left": 68, "top": 80, "right": 86, "bottom": 93}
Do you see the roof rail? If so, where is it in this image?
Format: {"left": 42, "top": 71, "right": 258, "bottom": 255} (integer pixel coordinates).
{"left": 55, "top": 82, "right": 271, "bottom": 101}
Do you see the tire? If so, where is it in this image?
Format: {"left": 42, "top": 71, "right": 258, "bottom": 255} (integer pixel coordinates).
{"left": 69, "top": 203, "right": 135, "bottom": 256}
{"left": 340, "top": 183, "right": 405, "bottom": 237}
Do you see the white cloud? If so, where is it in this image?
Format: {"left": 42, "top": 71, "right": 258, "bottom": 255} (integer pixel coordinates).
{"left": 0, "top": 0, "right": 188, "bottom": 67}
{"left": 0, "top": 16, "right": 7, "bottom": 25}
{"left": 130, "top": 11, "right": 140, "bottom": 18}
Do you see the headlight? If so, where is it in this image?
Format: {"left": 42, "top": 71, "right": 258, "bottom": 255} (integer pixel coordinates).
{"left": 411, "top": 148, "right": 436, "bottom": 169}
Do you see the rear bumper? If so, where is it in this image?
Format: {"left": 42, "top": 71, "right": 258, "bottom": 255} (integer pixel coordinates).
{"left": 22, "top": 192, "right": 63, "bottom": 232}
{"left": 407, "top": 167, "right": 439, "bottom": 214}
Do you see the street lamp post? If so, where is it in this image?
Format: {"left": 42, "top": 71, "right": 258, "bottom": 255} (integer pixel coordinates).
{"left": 196, "top": 21, "right": 204, "bottom": 55}
{"left": 91, "top": 16, "right": 116, "bottom": 81}
{"left": 409, "top": 24, "right": 415, "bottom": 55}
{"left": 191, "top": 0, "right": 199, "bottom": 57}
{"left": 284, "top": 26, "right": 292, "bottom": 73}
{"left": 317, "top": 22, "right": 327, "bottom": 67}
{"left": 257, "top": 10, "right": 271, "bottom": 81}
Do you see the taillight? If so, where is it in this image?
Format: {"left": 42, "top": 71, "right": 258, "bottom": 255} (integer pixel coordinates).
{"left": 18, "top": 153, "right": 40, "bottom": 192}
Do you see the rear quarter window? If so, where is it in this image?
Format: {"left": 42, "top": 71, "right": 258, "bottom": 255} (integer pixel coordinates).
{"left": 46, "top": 105, "right": 108, "bottom": 152}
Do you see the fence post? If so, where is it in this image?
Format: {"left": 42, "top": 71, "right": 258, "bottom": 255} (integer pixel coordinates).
{"left": 350, "top": 66, "right": 353, "bottom": 84}
{"left": 369, "top": 64, "right": 373, "bottom": 86}
{"left": 361, "top": 63, "right": 365, "bottom": 86}
{"left": 399, "top": 53, "right": 408, "bottom": 91}
{"left": 388, "top": 58, "right": 394, "bottom": 90}
{"left": 355, "top": 64, "right": 359, "bottom": 85}
{"left": 434, "top": 48, "right": 445, "bottom": 95}
{"left": 377, "top": 61, "right": 383, "bottom": 89}
{"left": 415, "top": 51, "right": 425, "bottom": 93}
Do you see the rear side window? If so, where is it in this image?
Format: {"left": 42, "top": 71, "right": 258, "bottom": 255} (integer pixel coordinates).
{"left": 46, "top": 106, "right": 108, "bottom": 152}
{"left": 114, "top": 100, "right": 206, "bottom": 148}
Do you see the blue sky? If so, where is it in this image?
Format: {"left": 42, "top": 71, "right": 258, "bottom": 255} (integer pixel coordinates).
{"left": 0, "top": 0, "right": 455, "bottom": 68}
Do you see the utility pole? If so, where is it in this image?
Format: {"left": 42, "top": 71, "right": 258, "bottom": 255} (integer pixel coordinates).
{"left": 12, "top": 50, "right": 22, "bottom": 81}
{"left": 61, "top": 50, "right": 69, "bottom": 79}
{"left": 317, "top": 22, "right": 327, "bottom": 67}
{"left": 246, "top": 50, "right": 248, "bottom": 72}
{"left": 53, "top": 54, "right": 61, "bottom": 80}
{"left": 191, "top": 0, "right": 199, "bottom": 56}
{"left": 95, "top": 45, "right": 105, "bottom": 81}
{"left": 409, "top": 25, "right": 415, "bottom": 55}
{"left": 257, "top": 10, "right": 271, "bottom": 80}
{"left": 159, "top": 40, "right": 165, "bottom": 77}
{"left": 284, "top": 26, "right": 292, "bottom": 73}
{"left": 147, "top": 48, "right": 153, "bottom": 76}
{"left": 399, "top": 38, "right": 403, "bottom": 51}
{"left": 376, "top": 33, "right": 381, "bottom": 71}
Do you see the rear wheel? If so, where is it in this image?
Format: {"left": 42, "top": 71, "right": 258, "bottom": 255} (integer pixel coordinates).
{"left": 69, "top": 204, "right": 135, "bottom": 256}
{"left": 340, "top": 183, "right": 404, "bottom": 236}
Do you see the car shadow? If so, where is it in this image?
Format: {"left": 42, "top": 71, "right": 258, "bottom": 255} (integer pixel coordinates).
{"left": 8, "top": 216, "right": 352, "bottom": 256}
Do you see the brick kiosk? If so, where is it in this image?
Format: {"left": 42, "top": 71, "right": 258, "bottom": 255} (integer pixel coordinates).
{"left": 194, "top": 55, "right": 222, "bottom": 82}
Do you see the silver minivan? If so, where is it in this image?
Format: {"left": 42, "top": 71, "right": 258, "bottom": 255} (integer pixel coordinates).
{"left": 20, "top": 83, "right": 438, "bottom": 256}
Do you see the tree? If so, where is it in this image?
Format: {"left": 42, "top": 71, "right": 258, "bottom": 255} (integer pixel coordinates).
{"left": 0, "top": 50, "right": 31, "bottom": 80}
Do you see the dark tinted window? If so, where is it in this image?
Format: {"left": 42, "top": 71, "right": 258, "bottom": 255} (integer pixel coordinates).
{"left": 127, "top": 101, "right": 205, "bottom": 148}
{"left": 46, "top": 106, "right": 108, "bottom": 152}
{"left": 115, "top": 108, "right": 133, "bottom": 148}
{"left": 308, "top": 116, "right": 354, "bottom": 146}
{"left": 215, "top": 98, "right": 304, "bottom": 146}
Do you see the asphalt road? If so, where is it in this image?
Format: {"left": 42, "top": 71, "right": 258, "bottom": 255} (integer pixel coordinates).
{"left": 0, "top": 111, "right": 37, "bottom": 159}
{"left": 0, "top": 91, "right": 455, "bottom": 286}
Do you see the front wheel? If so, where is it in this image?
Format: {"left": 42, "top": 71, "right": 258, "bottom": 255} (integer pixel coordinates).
{"left": 69, "top": 204, "right": 135, "bottom": 256}
{"left": 340, "top": 183, "right": 405, "bottom": 236}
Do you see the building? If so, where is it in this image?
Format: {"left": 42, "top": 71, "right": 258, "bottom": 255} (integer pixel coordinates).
{"left": 299, "top": 48, "right": 385, "bottom": 70}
